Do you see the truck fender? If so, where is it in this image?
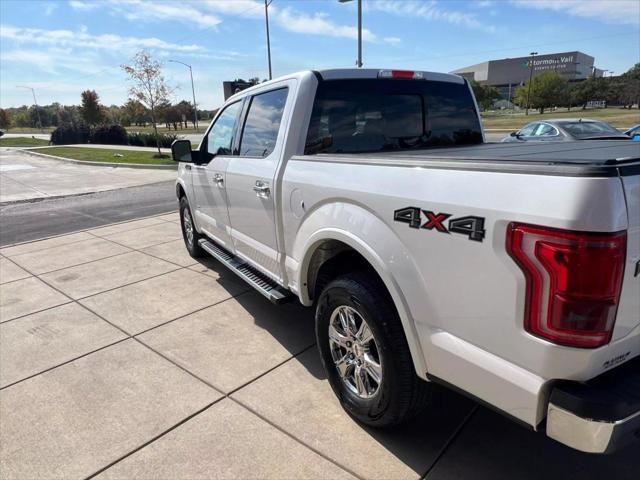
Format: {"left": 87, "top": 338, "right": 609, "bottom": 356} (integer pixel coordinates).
{"left": 291, "top": 202, "right": 429, "bottom": 379}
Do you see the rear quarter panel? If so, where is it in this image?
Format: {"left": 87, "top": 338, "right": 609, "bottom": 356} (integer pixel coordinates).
{"left": 282, "top": 156, "right": 637, "bottom": 426}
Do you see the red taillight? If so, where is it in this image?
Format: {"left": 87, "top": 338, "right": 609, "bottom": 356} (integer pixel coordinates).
{"left": 506, "top": 223, "right": 626, "bottom": 348}
{"left": 378, "top": 69, "right": 424, "bottom": 80}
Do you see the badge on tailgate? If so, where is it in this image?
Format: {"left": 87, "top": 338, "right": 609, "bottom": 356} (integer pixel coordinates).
{"left": 393, "top": 207, "right": 486, "bottom": 242}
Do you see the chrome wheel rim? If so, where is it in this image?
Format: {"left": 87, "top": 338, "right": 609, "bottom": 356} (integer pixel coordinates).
{"left": 328, "top": 305, "right": 382, "bottom": 399}
{"left": 183, "top": 208, "right": 194, "bottom": 247}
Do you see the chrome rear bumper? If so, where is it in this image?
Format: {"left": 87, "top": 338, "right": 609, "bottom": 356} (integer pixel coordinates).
{"left": 547, "top": 403, "right": 640, "bottom": 453}
{"left": 546, "top": 356, "right": 640, "bottom": 454}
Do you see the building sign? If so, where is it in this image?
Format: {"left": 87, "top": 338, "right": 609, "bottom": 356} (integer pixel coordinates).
{"left": 521, "top": 55, "right": 575, "bottom": 73}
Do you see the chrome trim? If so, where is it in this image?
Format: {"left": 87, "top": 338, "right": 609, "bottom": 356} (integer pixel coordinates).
{"left": 547, "top": 403, "right": 640, "bottom": 453}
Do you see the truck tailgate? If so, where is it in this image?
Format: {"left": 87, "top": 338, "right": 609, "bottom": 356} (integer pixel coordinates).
{"left": 614, "top": 169, "right": 640, "bottom": 341}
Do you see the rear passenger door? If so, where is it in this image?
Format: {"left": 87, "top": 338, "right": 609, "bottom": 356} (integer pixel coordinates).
{"left": 224, "top": 86, "right": 290, "bottom": 281}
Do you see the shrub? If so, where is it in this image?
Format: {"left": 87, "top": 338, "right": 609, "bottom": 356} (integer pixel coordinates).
{"left": 91, "top": 125, "right": 128, "bottom": 145}
{"left": 50, "top": 123, "right": 90, "bottom": 145}
{"left": 127, "top": 132, "right": 177, "bottom": 148}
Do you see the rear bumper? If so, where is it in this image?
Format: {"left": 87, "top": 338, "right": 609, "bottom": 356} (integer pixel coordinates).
{"left": 546, "top": 355, "right": 640, "bottom": 453}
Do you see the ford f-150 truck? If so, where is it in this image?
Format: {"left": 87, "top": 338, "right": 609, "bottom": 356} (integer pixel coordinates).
{"left": 171, "top": 68, "right": 640, "bottom": 454}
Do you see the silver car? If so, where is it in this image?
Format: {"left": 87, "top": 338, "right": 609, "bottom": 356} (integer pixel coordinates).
{"left": 502, "top": 118, "right": 629, "bottom": 142}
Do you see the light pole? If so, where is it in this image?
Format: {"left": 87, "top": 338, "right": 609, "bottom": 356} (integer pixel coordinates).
{"left": 339, "top": 0, "right": 363, "bottom": 68}
{"left": 265, "top": 0, "right": 273, "bottom": 80}
{"left": 169, "top": 60, "right": 199, "bottom": 132}
{"left": 17, "top": 85, "right": 43, "bottom": 132}
{"left": 525, "top": 51, "right": 537, "bottom": 115}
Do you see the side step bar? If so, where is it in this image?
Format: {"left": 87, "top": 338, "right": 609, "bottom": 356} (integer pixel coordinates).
{"left": 198, "top": 239, "right": 293, "bottom": 304}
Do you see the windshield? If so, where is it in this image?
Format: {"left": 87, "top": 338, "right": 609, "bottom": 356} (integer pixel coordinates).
{"left": 558, "top": 121, "right": 622, "bottom": 138}
{"left": 305, "top": 79, "right": 482, "bottom": 154}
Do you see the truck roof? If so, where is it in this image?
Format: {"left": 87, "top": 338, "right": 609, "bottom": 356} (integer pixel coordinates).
{"left": 226, "top": 68, "right": 465, "bottom": 102}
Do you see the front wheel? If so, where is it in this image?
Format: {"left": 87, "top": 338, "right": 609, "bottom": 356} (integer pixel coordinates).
{"left": 315, "top": 272, "right": 431, "bottom": 427}
{"left": 179, "top": 196, "right": 204, "bottom": 258}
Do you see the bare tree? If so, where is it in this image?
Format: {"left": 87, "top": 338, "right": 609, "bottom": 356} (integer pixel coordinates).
{"left": 121, "top": 51, "right": 173, "bottom": 156}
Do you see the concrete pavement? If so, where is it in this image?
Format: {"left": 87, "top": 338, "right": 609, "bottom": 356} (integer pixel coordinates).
{"left": 0, "top": 149, "right": 176, "bottom": 204}
{"left": 0, "top": 214, "right": 637, "bottom": 479}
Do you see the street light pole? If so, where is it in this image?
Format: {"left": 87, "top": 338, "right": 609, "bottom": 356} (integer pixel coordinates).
{"left": 339, "top": 0, "right": 362, "bottom": 68}
{"left": 17, "top": 85, "right": 43, "bottom": 132}
{"left": 525, "top": 51, "right": 537, "bottom": 116}
{"left": 265, "top": 0, "right": 273, "bottom": 80}
{"left": 169, "top": 60, "right": 199, "bottom": 132}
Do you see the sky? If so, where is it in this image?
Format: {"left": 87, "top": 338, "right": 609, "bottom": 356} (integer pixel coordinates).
{"left": 1, "top": 0, "right": 638, "bottom": 110}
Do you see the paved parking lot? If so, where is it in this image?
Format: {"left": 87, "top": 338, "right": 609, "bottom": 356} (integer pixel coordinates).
{"left": 0, "top": 213, "right": 637, "bottom": 479}
{"left": 0, "top": 149, "right": 175, "bottom": 204}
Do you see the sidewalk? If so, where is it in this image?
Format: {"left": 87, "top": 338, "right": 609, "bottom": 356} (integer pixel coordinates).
{"left": 1, "top": 214, "right": 637, "bottom": 479}
{"left": 0, "top": 149, "right": 176, "bottom": 204}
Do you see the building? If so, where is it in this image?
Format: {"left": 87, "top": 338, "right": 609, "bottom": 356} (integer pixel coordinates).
{"left": 451, "top": 51, "right": 604, "bottom": 100}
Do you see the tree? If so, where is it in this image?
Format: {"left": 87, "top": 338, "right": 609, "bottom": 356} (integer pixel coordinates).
{"left": 470, "top": 80, "right": 501, "bottom": 111}
{"left": 175, "top": 100, "right": 195, "bottom": 128}
{"left": 121, "top": 99, "right": 148, "bottom": 127}
{"left": 121, "top": 51, "right": 173, "bottom": 156}
{"left": 80, "top": 90, "right": 105, "bottom": 127}
{"left": 515, "top": 71, "right": 568, "bottom": 113}
{"left": 0, "top": 108, "right": 11, "bottom": 129}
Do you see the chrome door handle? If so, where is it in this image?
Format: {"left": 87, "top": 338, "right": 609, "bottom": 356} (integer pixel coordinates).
{"left": 213, "top": 173, "right": 224, "bottom": 187}
{"left": 253, "top": 180, "right": 270, "bottom": 198}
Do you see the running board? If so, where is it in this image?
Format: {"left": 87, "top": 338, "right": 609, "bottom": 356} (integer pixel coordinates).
{"left": 198, "top": 239, "right": 293, "bottom": 304}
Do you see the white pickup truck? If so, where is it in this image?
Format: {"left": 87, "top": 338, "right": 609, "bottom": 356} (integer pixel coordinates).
{"left": 171, "top": 68, "right": 640, "bottom": 454}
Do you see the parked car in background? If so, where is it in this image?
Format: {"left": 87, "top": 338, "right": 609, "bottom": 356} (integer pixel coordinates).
{"left": 624, "top": 124, "right": 640, "bottom": 140}
{"left": 0, "top": 130, "right": 4, "bottom": 138}
{"left": 502, "top": 119, "right": 629, "bottom": 142}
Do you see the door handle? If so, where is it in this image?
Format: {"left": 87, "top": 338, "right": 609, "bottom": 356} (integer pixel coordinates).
{"left": 253, "top": 180, "right": 270, "bottom": 198}
{"left": 213, "top": 173, "right": 224, "bottom": 187}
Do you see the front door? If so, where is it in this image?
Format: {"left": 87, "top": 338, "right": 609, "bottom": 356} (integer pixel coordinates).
{"left": 225, "top": 86, "right": 290, "bottom": 281}
{"left": 192, "top": 100, "right": 243, "bottom": 250}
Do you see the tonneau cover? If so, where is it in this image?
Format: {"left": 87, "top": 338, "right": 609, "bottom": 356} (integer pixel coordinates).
{"left": 369, "top": 140, "right": 640, "bottom": 164}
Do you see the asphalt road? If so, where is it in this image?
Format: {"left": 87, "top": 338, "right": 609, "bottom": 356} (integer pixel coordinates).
{"left": 0, "top": 181, "right": 177, "bottom": 246}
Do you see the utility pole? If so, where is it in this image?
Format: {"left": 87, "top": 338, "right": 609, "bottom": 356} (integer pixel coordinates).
{"left": 339, "top": 0, "right": 362, "bottom": 68}
{"left": 525, "top": 51, "right": 537, "bottom": 115}
{"left": 169, "top": 60, "right": 199, "bottom": 132}
{"left": 17, "top": 85, "right": 42, "bottom": 132}
{"left": 265, "top": 0, "right": 273, "bottom": 80}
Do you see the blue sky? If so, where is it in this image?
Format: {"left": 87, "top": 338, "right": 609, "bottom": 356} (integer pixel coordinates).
{"left": 1, "top": 0, "right": 638, "bottom": 109}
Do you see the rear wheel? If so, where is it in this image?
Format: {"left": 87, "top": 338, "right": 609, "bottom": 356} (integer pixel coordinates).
{"left": 315, "top": 272, "right": 431, "bottom": 427}
{"left": 179, "top": 196, "right": 204, "bottom": 258}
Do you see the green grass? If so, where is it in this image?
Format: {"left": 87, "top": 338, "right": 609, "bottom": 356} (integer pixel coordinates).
{"left": 0, "top": 137, "right": 50, "bottom": 147}
{"left": 482, "top": 107, "right": 640, "bottom": 130}
{"left": 3, "top": 127, "right": 55, "bottom": 134}
{"left": 29, "top": 147, "right": 175, "bottom": 165}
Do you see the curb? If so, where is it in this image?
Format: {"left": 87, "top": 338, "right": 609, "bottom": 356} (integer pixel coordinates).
{"left": 21, "top": 149, "right": 178, "bottom": 170}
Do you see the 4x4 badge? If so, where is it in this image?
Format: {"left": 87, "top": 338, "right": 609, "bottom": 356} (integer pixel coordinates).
{"left": 393, "top": 207, "right": 486, "bottom": 242}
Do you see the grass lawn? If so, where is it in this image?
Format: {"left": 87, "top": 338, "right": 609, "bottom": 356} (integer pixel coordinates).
{"left": 0, "top": 137, "right": 50, "bottom": 147}
{"left": 482, "top": 107, "right": 640, "bottom": 130}
{"left": 29, "top": 147, "right": 175, "bottom": 165}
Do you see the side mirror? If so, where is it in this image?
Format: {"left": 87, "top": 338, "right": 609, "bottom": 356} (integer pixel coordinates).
{"left": 510, "top": 131, "right": 519, "bottom": 137}
{"left": 171, "top": 139, "right": 195, "bottom": 163}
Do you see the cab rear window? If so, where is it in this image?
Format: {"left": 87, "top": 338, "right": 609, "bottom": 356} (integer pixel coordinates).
{"left": 305, "top": 79, "right": 482, "bottom": 154}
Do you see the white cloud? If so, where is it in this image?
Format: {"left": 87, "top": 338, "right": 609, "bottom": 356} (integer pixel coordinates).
{"left": 511, "top": 0, "right": 639, "bottom": 25}
{"left": 384, "top": 36, "right": 402, "bottom": 45}
{"left": 68, "top": 1, "right": 98, "bottom": 11}
{"left": 369, "top": 0, "right": 496, "bottom": 33}
{"left": 0, "top": 24, "right": 205, "bottom": 53}
{"left": 274, "top": 8, "right": 379, "bottom": 42}
{"left": 70, "top": 0, "right": 222, "bottom": 28}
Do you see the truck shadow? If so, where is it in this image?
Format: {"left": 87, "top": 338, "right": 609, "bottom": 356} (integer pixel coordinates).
{"left": 196, "top": 256, "right": 639, "bottom": 480}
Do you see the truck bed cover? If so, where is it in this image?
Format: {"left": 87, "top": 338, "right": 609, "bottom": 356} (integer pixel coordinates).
{"left": 304, "top": 140, "right": 640, "bottom": 177}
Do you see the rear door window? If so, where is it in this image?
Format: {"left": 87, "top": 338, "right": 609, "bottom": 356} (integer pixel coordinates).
{"left": 305, "top": 79, "right": 482, "bottom": 154}
{"left": 239, "top": 88, "right": 288, "bottom": 157}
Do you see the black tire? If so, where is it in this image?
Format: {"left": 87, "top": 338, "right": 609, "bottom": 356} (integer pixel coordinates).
{"left": 179, "top": 196, "right": 205, "bottom": 258}
{"left": 315, "top": 272, "right": 431, "bottom": 427}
